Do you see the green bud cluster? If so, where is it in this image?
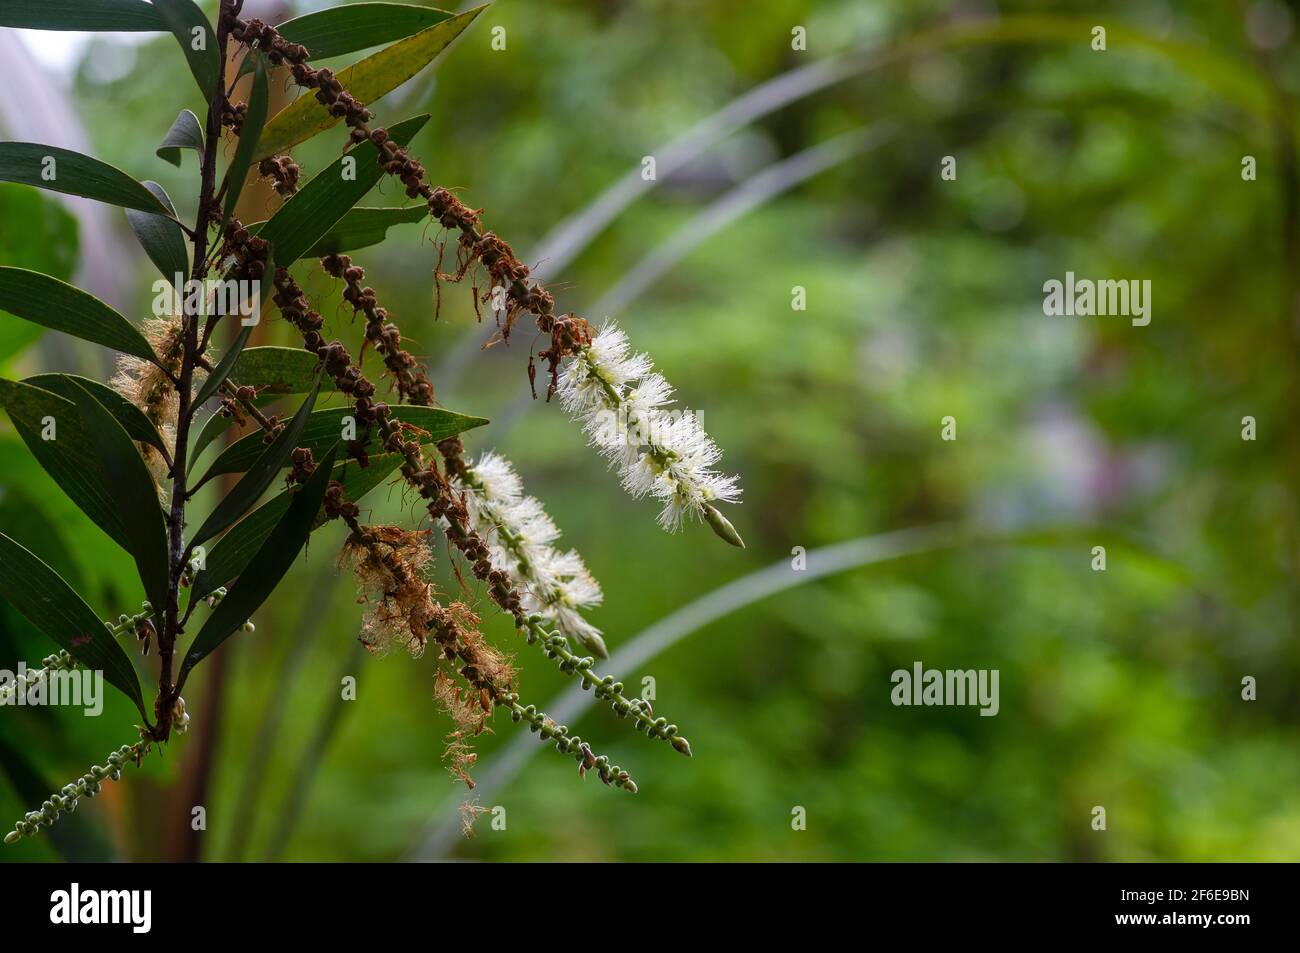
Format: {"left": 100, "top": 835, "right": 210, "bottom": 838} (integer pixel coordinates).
{"left": 523, "top": 615, "right": 693, "bottom": 757}
{"left": 501, "top": 693, "right": 638, "bottom": 793}
{"left": 4, "top": 739, "right": 152, "bottom": 845}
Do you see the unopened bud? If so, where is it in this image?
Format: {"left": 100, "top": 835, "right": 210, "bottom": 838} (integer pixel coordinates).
{"left": 702, "top": 502, "right": 745, "bottom": 549}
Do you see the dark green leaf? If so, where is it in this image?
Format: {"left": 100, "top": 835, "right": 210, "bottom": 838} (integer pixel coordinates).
{"left": 0, "top": 378, "right": 132, "bottom": 550}
{"left": 192, "top": 449, "right": 409, "bottom": 600}
{"left": 253, "top": 7, "right": 483, "bottom": 159}
{"left": 191, "top": 325, "right": 251, "bottom": 412}
{"left": 22, "top": 373, "right": 166, "bottom": 453}
{"left": 0, "top": 142, "right": 170, "bottom": 214}
{"left": 0, "top": 267, "right": 159, "bottom": 364}
{"left": 305, "top": 205, "right": 430, "bottom": 257}
{"left": 64, "top": 381, "right": 169, "bottom": 617}
{"left": 157, "top": 109, "right": 204, "bottom": 167}
{"left": 0, "top": 0, "right": 162, "bottom": 31}
{"left": 190, "top": 382, "right": 321, "bottom": 547}
{"left": 187, "top": 347, "right": 329, "bottom": 468}
{"left": 222, "top": 54, "right": 269, "bottom": 229}
{"left": 252, "top": 114, "right": 429, "bottom": 266}
{"left": 205, "top": 404, "right": 487, "bottom": 478}
{"left": 152, "top": 0, "right": 219, "bottom": 100}
{"left": 276, "top": 3, "right": 454, "bottom": 59}
{"left": 126, "top": 181, "right": 189, "bottom": 286}
{"left": 180, "top": 444, "right": 339, "bottom": 682}
{"left": 0, "top": 532, "right": 146, "bottom": 718}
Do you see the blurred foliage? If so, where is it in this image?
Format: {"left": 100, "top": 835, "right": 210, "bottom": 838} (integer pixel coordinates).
{"left": 3, "top": 0, "right": 1300, "bottom": 861}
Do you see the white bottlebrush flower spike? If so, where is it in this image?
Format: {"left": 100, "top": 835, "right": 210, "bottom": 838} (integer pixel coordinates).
{"left": 453, "top": 452, "right": 609, "bottom": 658}
{"left": 558, "top": 323, "right": 743, "bottom": 545}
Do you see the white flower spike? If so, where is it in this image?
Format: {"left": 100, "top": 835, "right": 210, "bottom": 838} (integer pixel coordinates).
{"left": 453, "top": 451, "right": 609, "bottom": 658}
{"left": 558, "top": 323, "right": 743, "bottom": 546}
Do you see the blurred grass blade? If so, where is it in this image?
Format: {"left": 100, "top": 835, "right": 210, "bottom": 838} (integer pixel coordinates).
{"left": 0, "top": 0, "right": 163, "bottom": 31}
{"left": 253, "top": 7, "right": 483, "bottom": 159}
{"left": 0, "top": 142, "right": 170, "bottom": 214}
{"left": 0, "top": 378, "right": 132, "bottom": 550}
{"left": 276, "top": 2, "right": 454, "bottom": 59}
{"left": 192, "top": 324, "right": 251, "bottom": 411}
{"left": 22, "top": 373, "right": 167, "bottom": 453}
{"left": 192, "top": 449, "right": 409, "bottom": 600}
{"left": 157, "top": 108, "right": 204, "bottom": 167}
{"left": 126, "top": 181, "right": 188, "bottom": 286}
{"left": 0, "top": 267, "right": 160, "bottom": 364}
{"left": 222, "top": 53, "right": 269, "bottom": 228}
{"left": 204, "top": 404, "right": 487, "bottom": 477}
{"left": 152, "top": 0, "right": 219, "bottom": 100}
{"left": 65, "top": 380, "right": 170, "bottom": 616}
{"left": 191, "top": 381, "right": 320, "bottom": 547}
{"left": 305, "top": 205, "right": 429, "bottom": 257}
{"left": 180, "top": 444, "right": 339, "bottom": 683}
{"left": 252, "top": 114, "right": 429, "bottom": 265}
{"left": 0, "top": 532, "right": 146, "bottom": 719}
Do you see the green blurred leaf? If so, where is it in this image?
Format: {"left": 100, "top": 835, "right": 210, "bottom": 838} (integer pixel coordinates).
{"left": 0, "top": 185, "right": 78, "bottom": 365}
{"left": 0, "top": 142, "right": 170, "bottom": 215}
{"left": 223, "top": 54, "right": 269, "bottom": 228}
{"left": 152, "top": 0, "right": 219, "bottom": 100}
{"left": 180, "top": 444, "right": 339, "bottom": 682}
{"left": 64, "top": 381, "right": 169, "bottom": 617}
{"left": 0, "top": 378, "right": 140, "bottom": 553}
{"left": 305, "top": 205, "right": 429, "bottom": 257}
{"left": 0, "top": 533, "right": 145, "bottom": 718}
{"left": 251, "top": 114, "right": 428, "bottom": 266}
{"left": 157, "top": 108, "right": 204, "bottom": 168}
{"left": 253, "top": 7, "right": 483, "bottom": 159}
{"left": 192, "top": 324, "right": 251, "bottom": 412}
{"left": 191, "top": 382, "right": 321, "bottom": 547}
{"left": 192, "top": 449, "right": 409, "bottom": 601}
{"left": 0, "top": 267, "right": 159, "bottom": 365}
{"left": 276, "top": 3, "right": 454, "bottom": 59}
{"left": 126, "top": 181, "right": 188, "bottom": 286}
{"left": 0, "top": 0, "right": 162, "bottom": 31}
{"left": 205, "top": 404, "right": 487, "bottom": 478}
{"left": 22, "top": 373, "right": 166, "bottom": 453}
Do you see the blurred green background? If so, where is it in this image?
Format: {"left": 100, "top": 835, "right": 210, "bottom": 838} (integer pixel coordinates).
{"left": 2, "top": 0, "right": 1299, "bottom": 861}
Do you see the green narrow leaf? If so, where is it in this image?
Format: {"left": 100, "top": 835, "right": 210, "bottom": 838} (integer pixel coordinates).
{"left": 152, "top": 0, "right": 219, "bottom": 100}
{"left": 252, "top": 114, "right": 429, "bottom": 266}
{"left": 0, "top": 0, "right": 163, "bottom": 31}
{"left": 253, "top": 7, "right": 484, "bottom": 159}
{"left": 222, "top": 54, "right": 269, "bottom": 228}
{"left": 0, "top": 142, "right": 170, "bottom": 214}
{"left": 0, "top": 533, "right": 146, "bottom": 718}
{"left": 0, "top": 267, "right": 159, "bottom": 365}
{"left": 22, "top": 373, "right": 166, "bottom": 453}
{"left": 126, "top": 181, "right": 189, "bottom": 286}
{"left": 181, "top": 444, "right": 339, "bottom": 681}
{"left": 276, "top": 3, "right": 454, "bottom": 59}
{"left": 205, "top": 404, "right": 488, "bottom": 477}
{"left": 187, "top": 347, "right": 331, "bottom": 469}
{"left": 192, "top": 449, "right": 409, "bottom": 600}
{"left": 191, "top": 324, "right": 251, "bottom": 412}
{"left": 0, "top": 378, "right": 131, "bottom": 550}
{"left": 190, "top": 382, "right": 321, "bottom": 547}
{"left": 304, "top": 205, "right": 430, "bottom": 257}
{"left": 157, "top": 108, "right": 204, "bottom": 167}
{"left": 64, "top": 381, "right": 170, "bottom": 617}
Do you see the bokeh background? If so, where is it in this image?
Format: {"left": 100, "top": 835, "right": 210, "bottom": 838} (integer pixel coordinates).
{"left": 2, "top": 0, "right": 1299, "bottom": 861}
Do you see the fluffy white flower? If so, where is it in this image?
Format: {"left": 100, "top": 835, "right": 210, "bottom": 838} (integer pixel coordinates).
{"left": 558, "top": 323, "right": 743, "bottom": 542}
{"left": 454, "top": 452, "right": 608, "bottom": 657}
